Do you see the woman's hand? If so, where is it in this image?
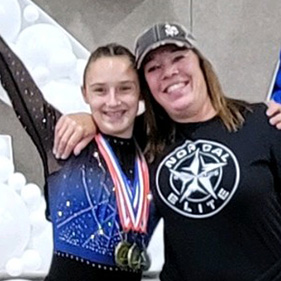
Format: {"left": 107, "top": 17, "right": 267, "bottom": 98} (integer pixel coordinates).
{"left": 53, "top": 113, "right": 97, "bottom": 159}
{"left": 266, "top": 100, "right": 281, "bottom": 129}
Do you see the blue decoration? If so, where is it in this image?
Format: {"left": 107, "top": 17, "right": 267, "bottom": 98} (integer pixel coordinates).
{"left": 276, "top": 69, "right": 281, "bottom": 89}
{"left": 272, "top": 90, "right": 281, "bottom": 104}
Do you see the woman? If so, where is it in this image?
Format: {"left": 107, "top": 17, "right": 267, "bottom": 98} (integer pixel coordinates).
{"left": 54, "top": 22, "right": 281, "bottom": 280}
{"left": 135, "top": 22, "right": 281, "bottom": 280}
{"left": 0, "top": 37, "right": 157, "bottom": 280}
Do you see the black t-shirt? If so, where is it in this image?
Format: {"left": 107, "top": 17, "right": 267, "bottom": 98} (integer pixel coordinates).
{"left": 151, "top": 104, "right": 281, "bottom": 281}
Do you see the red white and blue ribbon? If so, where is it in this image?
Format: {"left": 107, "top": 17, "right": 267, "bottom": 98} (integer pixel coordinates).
{"left": 95, "top": 134, "right": 150, "bottom": 233}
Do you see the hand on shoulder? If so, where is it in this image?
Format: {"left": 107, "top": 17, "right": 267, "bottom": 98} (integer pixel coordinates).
{"left": 266, "top": 100, "right": 281, "bottom": 129}
{"left": 53, "top": 113, "right": 96, "bottom": 159}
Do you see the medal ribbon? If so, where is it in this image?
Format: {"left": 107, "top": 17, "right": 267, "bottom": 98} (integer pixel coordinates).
{"left": 95, "top": 134, "right": 150, "bottom": 233}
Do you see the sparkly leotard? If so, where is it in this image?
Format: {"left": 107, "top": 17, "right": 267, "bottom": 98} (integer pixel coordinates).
{"left": 0, "top": 35, "right": 157, "bottom": 281}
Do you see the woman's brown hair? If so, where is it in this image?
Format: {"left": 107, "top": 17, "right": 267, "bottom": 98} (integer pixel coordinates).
{"left": 140, "top": 48, "right": 252, "bottom": 162}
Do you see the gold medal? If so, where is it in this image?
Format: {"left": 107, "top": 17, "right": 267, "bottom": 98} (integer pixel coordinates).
{"left": 128, "top": 243, "right": 151, "bottom": 271}
{"left": 128, "top": 243, "right": 142, "bottom": 270}
{"left": 115, "top": 241, "right": 131, "bottom": 268}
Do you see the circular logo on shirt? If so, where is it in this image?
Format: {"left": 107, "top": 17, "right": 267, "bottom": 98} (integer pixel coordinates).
{"left": 156, "top": 140, "right": 240, "bottom": 218}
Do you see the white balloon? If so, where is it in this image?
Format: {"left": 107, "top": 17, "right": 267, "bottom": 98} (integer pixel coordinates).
{"left": 8, "top": 172, "right": 27, "bottom": 192}
{"left": 20, "top": 183, "right": 42, "bottom": 210}
{"left": 2, "top": 279, "right": 32, "bottom": 281}
{"left": 21, "top": 249, "right": 42, "bottom": 271}
{"left": 31, "top": 222, "right": 53, "bottom": 272}
{"left": 0, "top": 183, "right": 30, "bottom": 268}
{"left": 29, "top": 207, "right": 48, "bottom": 235}
{"left": 47, "top": 48, "right": 77, "bottom": 79}
{"left": 23, "top": 5, "right": 39, "bottom": 23}
{"left": 31, "top": 66, "right": 51, "bottom": 87}
{"left": 41, "top": 79, "right": 90, "bottom": 114}
{"left": 70, "top": 58, "right": 88, "bottom": 85}
{"left": 0, "top": 156, "right": 14, "bottom": 183}
{"left": 5, "top": 257, "right": 24, "bottom": 277}
{"left": 0, "top": 0, "right": 21, "bottom": 42}
{"left": 36, "top": 195, "right": 47, "bottom": 214}
{"left": 16, "top": 23, "right": 73, "bottom": 70}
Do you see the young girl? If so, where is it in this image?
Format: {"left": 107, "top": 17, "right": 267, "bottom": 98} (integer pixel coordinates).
{"left": 0, "top": 38, "right": 157, "bottom": 281}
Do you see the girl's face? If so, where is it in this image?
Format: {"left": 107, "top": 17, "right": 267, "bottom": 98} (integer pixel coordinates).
{"left": 83, "top": 56, "right": 140, "bottom": 138}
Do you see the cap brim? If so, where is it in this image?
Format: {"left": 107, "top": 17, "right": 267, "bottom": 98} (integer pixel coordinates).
{"left": 136, "top": 39, "right": 193, "bottom": 69}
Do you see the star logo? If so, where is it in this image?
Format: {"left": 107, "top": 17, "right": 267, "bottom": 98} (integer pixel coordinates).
{"left": 156, "top": 140, "right": 240, "bottom": 218}
{"left": 170, "top": 149, "right": 227, "bottom": 203}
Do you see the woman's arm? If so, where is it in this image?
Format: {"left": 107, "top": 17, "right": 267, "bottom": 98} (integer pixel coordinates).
{"left": 53, "top": 112, "right": 96, "bottom": 159}
{"left": 53, "top": 101, "right": 281, "bottom": 159}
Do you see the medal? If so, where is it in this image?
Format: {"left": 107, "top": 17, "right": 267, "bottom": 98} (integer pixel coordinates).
{"left": 140, "top": 248, "right": 151, "bottom": 271}
{"left": 128, "top": 243, "right": 142, "bottom": 270}
{"left": 96, "top": 134, "right": 151, "bottom": 270}
{"left": 128, "top": 243, "right": 151, "bottom": 271}
{"left": 115, "top": 241, "right": 131, "bottom": 268}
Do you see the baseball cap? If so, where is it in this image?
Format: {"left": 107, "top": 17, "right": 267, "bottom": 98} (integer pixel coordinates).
{"left": 135, "top": 22, "right": 196, "bottom": 69}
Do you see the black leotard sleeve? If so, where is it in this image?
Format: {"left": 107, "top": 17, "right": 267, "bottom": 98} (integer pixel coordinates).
{"left": 0, "top": 35, "right": 63, "bottom": 218}
{"left": 0, "top": 35, "right": 63, "bottom": 174}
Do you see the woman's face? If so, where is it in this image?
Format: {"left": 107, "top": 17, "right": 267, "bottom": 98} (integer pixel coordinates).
{"left": 143, "top": 46, "right": 214, "bottom": 123}
{"left": 83, "top": 55, "right": 140, "bottom": 138}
